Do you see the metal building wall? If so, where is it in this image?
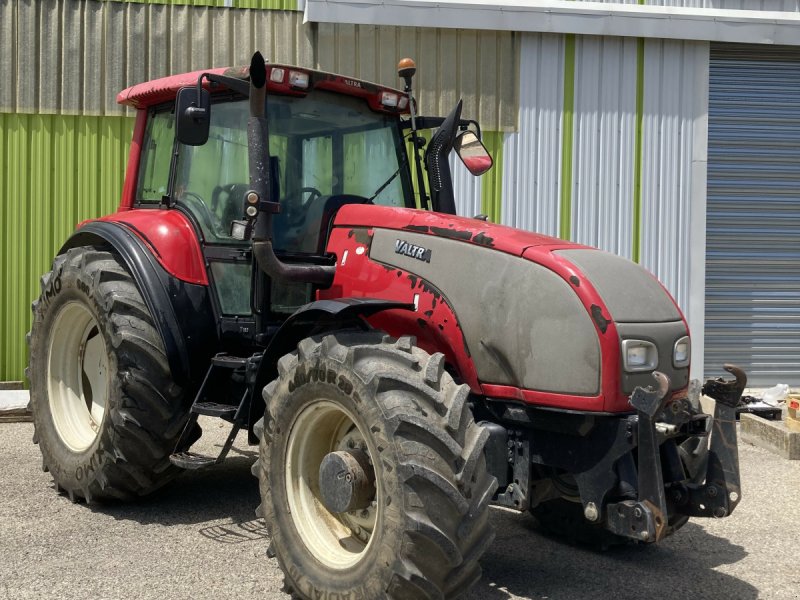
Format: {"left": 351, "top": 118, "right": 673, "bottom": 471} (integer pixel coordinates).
{"left": 0, "top": 0, "right": 516, "bottom": 130}
{"left": 0, "top": 114, "right": 134, "bottom": 381}
{"left": 571, "top": 35, "right": 638, "bottom": 258}
{"left": 501, "top": 33, "right": 565, "bottom": 239}
{"left": 0, "top": 0, "right": 314, "bottom": 117}
{"left": 314, "top": 24, "right": 518, "bottom": 131}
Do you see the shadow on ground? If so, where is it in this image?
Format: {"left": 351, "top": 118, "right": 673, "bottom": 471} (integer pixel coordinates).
{"left": 468, "top": 509, "right": 756, "bottom": 600}
{"left": 88, "top": 445, "right": 261, "bottom": 527}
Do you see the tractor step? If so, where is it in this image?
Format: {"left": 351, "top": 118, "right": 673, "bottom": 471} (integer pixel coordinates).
{"left": 191, "top": 401, "right": 238, "bottom": 419}
{"left": 169, "top": 451, "right": 218, "bottom": 470}
{"left": 169, "top": 352, "right": 262, "bottom": 471}
{"left": 211, "top": 354, "right": 248, "bottom": 369}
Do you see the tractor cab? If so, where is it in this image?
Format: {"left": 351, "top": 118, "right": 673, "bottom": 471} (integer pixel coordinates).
{"left": 117, "top": 53, "right": 495, "bottom": 468}
{"left": 133, "top": 56, "right": 491, "bottom": 351}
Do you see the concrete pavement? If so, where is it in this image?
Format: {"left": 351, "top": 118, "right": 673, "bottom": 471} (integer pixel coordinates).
{"left": 1, "top": 418, "right": 798, "bottom": 600}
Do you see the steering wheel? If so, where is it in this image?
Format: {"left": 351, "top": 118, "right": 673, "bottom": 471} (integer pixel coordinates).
{"left": 283, "top": 186, "right": 324, "bottom": 227}
{"left": 298, "top": 186, "right": 323, "bottom": 209}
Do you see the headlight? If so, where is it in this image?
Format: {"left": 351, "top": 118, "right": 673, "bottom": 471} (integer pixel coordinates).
{"left": 622, "top": 339, "right": 658, "bottom": 372}
{"left": 673, "top": 336, "right": 690, "bottom": 368}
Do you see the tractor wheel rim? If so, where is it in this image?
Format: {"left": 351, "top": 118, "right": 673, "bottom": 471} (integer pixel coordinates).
{"left": 47, "top": 302, "right": 109, "bottom": 452}
{"left": 285, "top": 400, "right": 380, "bottom": 570}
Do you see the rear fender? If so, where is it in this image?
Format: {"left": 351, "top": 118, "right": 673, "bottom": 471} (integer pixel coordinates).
{"left": 61, "top": 221, "right": 217, "bottom": 391}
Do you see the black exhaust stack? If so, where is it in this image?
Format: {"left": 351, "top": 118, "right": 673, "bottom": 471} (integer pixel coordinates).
{"left": 247, "top": 52, "right": 335, "bottom": 286}
{"left": 425, "top": 100, "right": 462, "bottom": 215}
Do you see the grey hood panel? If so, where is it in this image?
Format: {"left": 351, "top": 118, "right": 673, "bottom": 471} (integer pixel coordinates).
{"left": 556, "top": 249, "right": 682, "bottom": 323}
{"left": 370, "top": 229, "right": 601, "bottom": 395}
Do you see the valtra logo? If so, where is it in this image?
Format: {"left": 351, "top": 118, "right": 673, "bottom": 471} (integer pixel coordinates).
{"left": 394, "top": 239, "right": 432, "bottom": 263}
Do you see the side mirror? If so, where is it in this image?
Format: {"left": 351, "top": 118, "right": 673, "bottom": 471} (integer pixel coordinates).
{"left": 454, "top": 131, "right": 493, "bottom": 176}
{"left": 175, "top": 86, "right": 211, "bottom": 146}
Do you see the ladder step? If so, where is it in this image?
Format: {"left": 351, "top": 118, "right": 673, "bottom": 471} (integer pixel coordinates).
{"left": 211, "top": 354, "right": 248, "bottom": 369}
{"left": 169, "top": 451, "right": 217, "bottom": 470}
{"left": 192, "top": 402, "right": 238, "bottom": 419}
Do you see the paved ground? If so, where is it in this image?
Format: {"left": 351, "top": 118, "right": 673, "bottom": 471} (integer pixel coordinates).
{"left": 1, "top": 418, "right": 798, "bottom": 600}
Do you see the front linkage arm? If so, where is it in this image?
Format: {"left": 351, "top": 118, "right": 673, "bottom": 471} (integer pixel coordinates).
{"left": 606, "top": 371, "right": 672, "bottom": 542}
{"left": 684, "top": 364, "right": 747, "bottom": 518}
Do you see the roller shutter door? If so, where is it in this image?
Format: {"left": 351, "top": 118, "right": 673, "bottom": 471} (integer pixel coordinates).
{"left": 705, "top": 44, "right": 800, "bottom": 386}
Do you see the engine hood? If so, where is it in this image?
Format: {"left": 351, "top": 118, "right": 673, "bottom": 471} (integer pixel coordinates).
{"left": 329, "top": 205, "right": 689, "bottom": 412}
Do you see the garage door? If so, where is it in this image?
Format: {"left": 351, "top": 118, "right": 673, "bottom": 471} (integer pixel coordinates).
{"left": 705, "top": 44, "right": 800, "bottom": 387}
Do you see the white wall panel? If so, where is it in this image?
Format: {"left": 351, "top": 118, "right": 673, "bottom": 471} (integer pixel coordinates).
{"left": 501, "top": 33, "right": 564, "bottom": 238}
{"left": 571, "top": 36, "right": 638, "bottom": 259}
{"left": 640, "top": 40, "right": 709, "bottom": 376}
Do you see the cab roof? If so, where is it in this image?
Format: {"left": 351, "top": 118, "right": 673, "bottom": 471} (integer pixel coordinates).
{"left": 116, "top": 64, "right": 410, "bottom": 115}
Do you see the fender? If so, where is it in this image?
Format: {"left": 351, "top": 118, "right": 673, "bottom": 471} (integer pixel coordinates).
{"left": 61, "top": 221, "right": 217, "bottom": 391}
{"left": 247, "top": 298, "right": 414, "bottom": 443}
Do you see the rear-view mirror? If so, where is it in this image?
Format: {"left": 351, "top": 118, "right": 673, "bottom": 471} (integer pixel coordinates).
{"left": 454, "top": 131, "right": 493, "bottom": 176}
{"left": 175, "top": 86, "right": 211, "bottom": 146}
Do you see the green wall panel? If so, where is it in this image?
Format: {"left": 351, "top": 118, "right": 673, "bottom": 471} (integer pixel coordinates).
{"left": 98, "top": 0, "right": 298, "bottom": 8}
{"left": 0, "top": 113, "right": 135, "bottom": 382}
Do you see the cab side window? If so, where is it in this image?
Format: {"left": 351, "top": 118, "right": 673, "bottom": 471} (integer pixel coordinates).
{"left": 173, "top": 100, "right": 250, "bottom": 243}
{"left": 137, "top": 110, "right": 175, "bottom": 203}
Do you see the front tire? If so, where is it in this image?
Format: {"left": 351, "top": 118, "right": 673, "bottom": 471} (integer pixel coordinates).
{"left": 256, "top": 331, "right": 497, "bottom": 599}
{"left": 28, "top": 247, "right": 188, "bottom": 501}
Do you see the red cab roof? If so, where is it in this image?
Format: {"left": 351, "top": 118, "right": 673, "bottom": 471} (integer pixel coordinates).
{"left": 116, "top": 64, "right": 409, "bottom": 114}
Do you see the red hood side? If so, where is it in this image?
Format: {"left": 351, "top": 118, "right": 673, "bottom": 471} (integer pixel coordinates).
{"left": 332, "top": 205, "right": 590, "bottom": 256}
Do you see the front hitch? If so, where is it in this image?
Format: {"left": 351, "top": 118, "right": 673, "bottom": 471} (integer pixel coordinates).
{"left": 607, "top": 371, "right": 671, "bottom": 542}
{"left": 683, "top": 364, "right": 746, "bottom": 518}
{"left": 605, "top": 365, "right": 746, "bottom": 543}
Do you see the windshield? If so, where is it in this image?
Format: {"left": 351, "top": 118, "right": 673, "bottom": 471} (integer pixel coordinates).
{"left": 173, "top": 90, "right": 412, "bottom": 251}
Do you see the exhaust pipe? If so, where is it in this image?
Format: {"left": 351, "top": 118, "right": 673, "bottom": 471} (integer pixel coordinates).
{"left": 247, "top": 51, "right": 335, "bottom": 287}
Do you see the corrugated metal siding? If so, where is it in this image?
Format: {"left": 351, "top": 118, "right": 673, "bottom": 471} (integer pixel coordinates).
{"left": 705, "top": 44, "right": 800, "bottom": 385}
{"left": 571, "top": 35, "right": 638, "bottom": 259}
{"left": 0, "top": 0, "right": 515, "bottom": 131}
{"left": 640, "top": 40, "right": 707, "bottom": 319}
{"left": 0, "top": 0, "right": 313, "bottom": 116}
{"left": 501, "top": 33, "right": 565, "bottom": 238}
{"left": 99, "top": 0, "right": 297, "bottom": 8}
{"left": 0, "top": 113, "right": 135, "bottom": 382}
{"left": 315, "top": 24, "right": 518, "bottom": 131}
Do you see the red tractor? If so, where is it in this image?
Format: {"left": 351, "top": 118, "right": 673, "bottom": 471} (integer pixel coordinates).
{"left": 28, "top": 52, "right": 745, "bottom": 599}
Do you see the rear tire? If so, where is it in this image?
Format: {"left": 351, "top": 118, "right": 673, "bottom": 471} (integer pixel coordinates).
{"left": 255, "top": 330, "right": 497, "bottom": 599}
{"left": 28, "top": 247, "right": 188, "bottom": 501}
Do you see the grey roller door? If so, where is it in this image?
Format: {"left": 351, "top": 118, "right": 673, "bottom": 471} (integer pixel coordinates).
{"left": 705, "top": 44, "right": 800, "bottom": 386}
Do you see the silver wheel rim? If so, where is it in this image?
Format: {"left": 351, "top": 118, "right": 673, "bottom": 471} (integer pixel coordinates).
{"left": 285, "top": 400, "right": 380, "bottom": 570}
{"left": 47, "top": 302, "right": 109, "bottom": 452}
